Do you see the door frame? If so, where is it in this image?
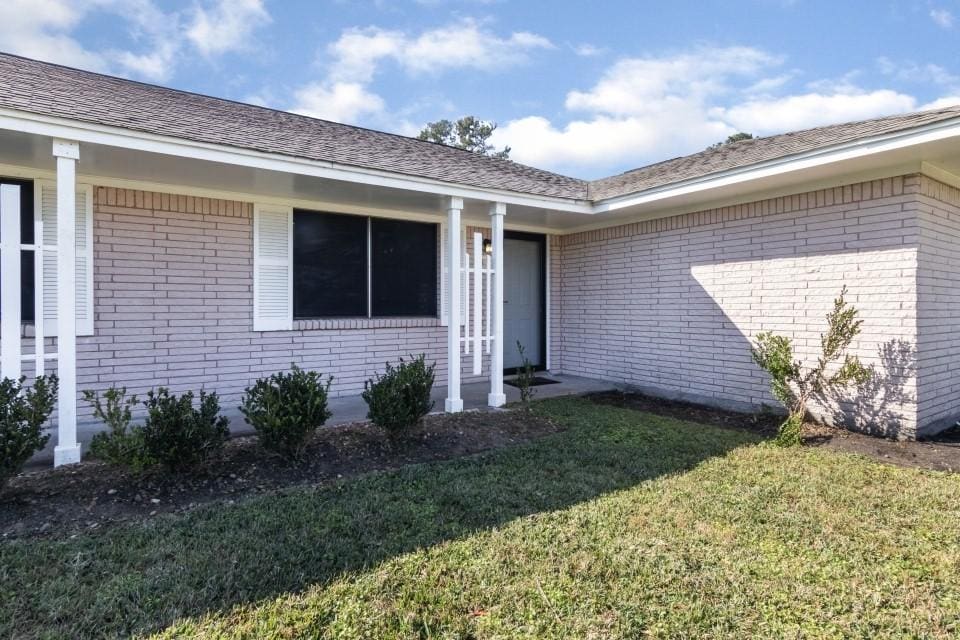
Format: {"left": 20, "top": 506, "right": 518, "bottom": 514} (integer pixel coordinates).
{"left": 504, "top": 230, "right": 547, "bottom": 373}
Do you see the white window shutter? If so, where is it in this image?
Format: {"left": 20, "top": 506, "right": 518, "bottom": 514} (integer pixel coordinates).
{"left": 38, "top": 181, "right": 94, "bottom": 337}
{"left": 439, "top": 221, "right": 466, "bottom": 327}
{"left": 253, "top": 203, "right": 293, "bottom": 331}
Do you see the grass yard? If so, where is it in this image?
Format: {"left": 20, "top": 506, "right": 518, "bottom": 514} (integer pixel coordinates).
{"left": 2, "top": 397, "right": 959, "bottom": 639}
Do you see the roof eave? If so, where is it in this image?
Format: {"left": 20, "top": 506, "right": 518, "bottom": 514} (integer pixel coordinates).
{"left": 0, "top": 106, "right": 596, "bottom": 214}
{"left": 591, "top": 115, "right": 960, "bottom": 212}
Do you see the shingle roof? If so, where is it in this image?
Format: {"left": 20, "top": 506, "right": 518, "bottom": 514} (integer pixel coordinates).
{"left": 0, "top": 53, "right": 589, "bottom": 200}
{"left": 1, "top": 52, "right": 959, "bottom": 204}
{"left": 588, "top": 105, "right": 960, "bottom": 200}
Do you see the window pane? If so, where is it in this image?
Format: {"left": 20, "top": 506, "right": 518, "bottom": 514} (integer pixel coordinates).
{"left": 371, "top": 218, "right": 437, "bottom": 317}
{"left": 293, "top": 210, "right": 367, "bottom": 318}
{"left": 0, "top": 178, "right": 35, "bottom": 323}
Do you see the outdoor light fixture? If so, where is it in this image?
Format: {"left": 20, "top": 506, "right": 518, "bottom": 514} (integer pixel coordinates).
{"left": 483, "top": 238, "right": 493, "bottom": 254}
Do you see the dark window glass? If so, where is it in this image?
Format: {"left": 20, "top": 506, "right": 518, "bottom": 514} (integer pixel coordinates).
{"left": 293, "top": 210, "right": 367, "bottom": 318}
{"left": 371, "top": 218, "right": 437, "bottom": 317}
{"left": 0, "top": 178, "right": 35, "bottom": 323}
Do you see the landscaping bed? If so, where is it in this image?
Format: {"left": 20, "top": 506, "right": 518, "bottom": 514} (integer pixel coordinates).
{"left": 0, "top": 409, "right": 561, "bottom": 539}
{"left": 587, "top": 390, "right": 960, "bottom": 473}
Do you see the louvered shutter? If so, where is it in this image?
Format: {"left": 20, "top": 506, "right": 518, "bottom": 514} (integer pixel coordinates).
{"left": 38, "top": 181, "right": 94, "bottom": 336}
{"left": 253, "top": 204, "right": 293, "bottom": 331}
{"left": 439, "top": 221, "right": 466, "bottom": 327}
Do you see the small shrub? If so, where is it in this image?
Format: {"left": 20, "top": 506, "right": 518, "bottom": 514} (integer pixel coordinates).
{"left": 515, "top": 341, "right": 537, "bottom": 405}
{"left": 85, "top": 386, "right": 153, "bottom": 469}
{"left": 752, "top": 286, "right": 872, "bottom": 446}
{"left": 362, "top": 355, "right": 435, "bottom": 436}
{"left": 240, "top": 365, "right": 333, "bottom": 459}
{"left": 0, "top": 374, "right": 58, "bottom": 489}
{"left": 141, "top": 388, "right": 229, "bottom": 471}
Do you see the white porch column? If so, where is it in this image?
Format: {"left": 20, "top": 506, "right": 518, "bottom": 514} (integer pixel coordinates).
{"left": 53, "top": 139, "right": 81, "bottom": 467}
{"left": 0, "top": 184, "right": 22, "bottom": 381}
{"left": 445, "top": 197, "right": 464, "bottom": 413}
{"left": 488, "top": 202, "right": 506, "bottom": 407}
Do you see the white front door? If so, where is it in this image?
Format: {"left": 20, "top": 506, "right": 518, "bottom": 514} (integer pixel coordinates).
{"left": 503, "top": 234, "right": 544, "bottom": 371}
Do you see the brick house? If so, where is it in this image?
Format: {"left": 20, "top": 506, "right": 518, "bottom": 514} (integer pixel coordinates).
{"left": 0, "top": 53, "right": 956, "bottom": 466}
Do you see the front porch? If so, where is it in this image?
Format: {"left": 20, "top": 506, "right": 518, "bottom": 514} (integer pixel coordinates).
{"left": 28, "top": 373, "right": 614, "bottom": 467}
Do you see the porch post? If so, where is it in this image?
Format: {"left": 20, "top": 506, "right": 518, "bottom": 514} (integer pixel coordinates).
{"left": 53, "top": 139, "right": 81, "bottom": 467}
{"left": 445, "top": 197, "right": 464, "bottom": 412}
{"left": 0, "top": 184, "right": 22, "bottom": 380}
{"left": 488, "top": 202, "right": 506, "bottom": 407}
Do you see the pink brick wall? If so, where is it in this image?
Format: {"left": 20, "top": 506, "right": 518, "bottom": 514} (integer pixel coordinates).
{"left": 76, "top": 188, "right": 489, "bottom": 419}
{"left": 553, "top": 176, "right": 923, "bottom": 437}
{"left": 916, "top": 176, "right": 960, "bottom": 433}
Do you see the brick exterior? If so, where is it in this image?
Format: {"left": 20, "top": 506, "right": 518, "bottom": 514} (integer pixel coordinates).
{"left": 76, "top": 188, "right": 491, "bottom": 420}
{"left": 66, "top": 176, "right": 957, "bottom": 438}
{"left": 916, "top": 177, "right": 960, "bottom": 434}
{"left": 552, "top": 176, "right": 927, "bottom": 437}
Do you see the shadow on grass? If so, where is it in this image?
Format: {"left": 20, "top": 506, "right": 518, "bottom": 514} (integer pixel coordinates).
{"left": 0, "top": 397, "right": 762, "bottom": 639}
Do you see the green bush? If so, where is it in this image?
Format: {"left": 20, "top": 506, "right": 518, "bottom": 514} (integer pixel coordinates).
{"left": 514, "top": 341, "right": 537, "bottom": 405}
{"left": 0, "top": 374, "right": 58, "bottom": 489}
{"left": 141, "top": 388, "right": 229, "bottom": 471}
{"left": 362, "top": 355, "right": 435, "bottom": 436}
{"left": 240, "top": 365, "right": 333, "bottom": 459}
{"left": 84, "top": 386, "right": 153, "bottom": 470}
{"left": 752, "top": 286, "right": 872, "bottom": 446}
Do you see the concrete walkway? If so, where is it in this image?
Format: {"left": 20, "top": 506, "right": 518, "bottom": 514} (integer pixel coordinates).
{"left": 29, "top": 374, "right": 614, "bottom": 468}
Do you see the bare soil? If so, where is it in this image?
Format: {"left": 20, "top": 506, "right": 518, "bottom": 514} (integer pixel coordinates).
{"left": 0, "top": 409, "right": 562, "bottom": 540}
{"left": 587, "top": 390, "right": 960, "bottom": 474}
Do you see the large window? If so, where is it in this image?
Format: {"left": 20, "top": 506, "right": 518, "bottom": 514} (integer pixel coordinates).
{"left": 293, "top": 210, "right": 437, "bottom": 319}
{"left": 0, "top": 178, "right": 35, "bottom": 323}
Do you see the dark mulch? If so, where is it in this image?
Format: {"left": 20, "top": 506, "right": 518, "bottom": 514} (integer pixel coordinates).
{"left": 587, "top": 390, "right": 960, "bottom": 474}
{"left": 585, "top": 390, "right": 783, "bottom": 435}
{"left": 0, "top": 410, "right": 562, "bottom": 540}
{"left": 804, "top": 423, "right": 960, "bottom": 473}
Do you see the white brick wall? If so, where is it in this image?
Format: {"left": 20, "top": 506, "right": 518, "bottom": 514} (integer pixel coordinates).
{"left": 68, "top": 175, "right": 958, "bottom": 439}
{"left": 76, "top": 188, "right": 489, "bottom": 419}
{"left": 916, "top": 176, "right": 960, "bottom": 433}
{"left": 553, "top": 176, "right": 924, "bottom": 437}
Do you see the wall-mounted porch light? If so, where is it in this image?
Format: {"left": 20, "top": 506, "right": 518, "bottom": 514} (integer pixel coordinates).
{"left": 483, "top": 238, "right": 492, "bottom": 255}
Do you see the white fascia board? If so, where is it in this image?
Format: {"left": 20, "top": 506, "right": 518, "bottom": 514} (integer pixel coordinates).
{"left": 0, "top": 108, "right": 594, "bottom": 214}
{"left": 592, "top": 117, "right": 960, "bottom": 212}
{"left": 4, "top": 107, "right": 960, "bottom": 225}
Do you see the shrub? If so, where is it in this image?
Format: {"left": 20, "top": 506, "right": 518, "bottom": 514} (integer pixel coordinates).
{"left": 362, "top": 355, "right": 435, "bottom": 436}
{"left": 240, "top": 365, "right": 333, "bottom": 459}
{"left": 0, "top": 374, "right": 58, "bottom": 489}
{"left": 84, "top": 386, "right": 153, "bottom": 470}
{"left": 514, "top": 341, "right": 537, "bottom": 405}
{"left": 141, "top": 388, "right": 229, "bottom": 471}
{"left": 752, "top": 286, "right": 872, "bottom": 446}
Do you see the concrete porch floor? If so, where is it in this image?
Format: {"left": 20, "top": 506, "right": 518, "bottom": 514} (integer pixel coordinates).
{"left": 29, "top": 373, "right": 614, "bottom": 468}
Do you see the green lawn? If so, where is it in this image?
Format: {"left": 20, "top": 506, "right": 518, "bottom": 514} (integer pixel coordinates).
{"left": 2, "top": 397, "right": 959, "bottom": 639}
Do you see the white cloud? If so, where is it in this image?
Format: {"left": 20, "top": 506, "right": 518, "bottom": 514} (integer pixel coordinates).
{"left": 495, "top": 47, "right": 778, "bottom": 171}
{"left": 922, "top": 96, "right": 960, "bottom": 110}
{"left": 492, "top": 46, "right": 960, "bottom": 175}
{"left": 289, "top": 19, "right": 552, "bottom": 126}
{"left": 0, "top": 0, "right": 272, "bottom": 82}
{"left": 291, "top": 81, "right": 386, "bottom": 123}
{"left": 0, "top": 0, "right": 108, "bottom": 72}
{"left": 877, "top": 57, "right": 959, "bottom": 88}
{"left": 572, "top": 43, "right": 606, "bottom": 57}
{"left": 326, "top": 19, "right": 553, "bottom": 83}
{"left": 565, "top": 47, "right": 779, "bottom": 116}
{"left": 715, "top": 90, "right": 919, "bottom": 133}
{"left": 186, "top": 0, "right": 272, "bottom": 57}
{"left": 930, "top": 8, "right": 954, "bottom": 29}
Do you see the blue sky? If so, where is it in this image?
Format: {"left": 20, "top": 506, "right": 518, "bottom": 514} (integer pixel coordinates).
{"left": 2, "top": 1, "right": 959, "bottom": 178}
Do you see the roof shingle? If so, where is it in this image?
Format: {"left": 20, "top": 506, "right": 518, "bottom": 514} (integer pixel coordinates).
{"left": 1, "top": 52, "right": 958, "bottom": 203}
